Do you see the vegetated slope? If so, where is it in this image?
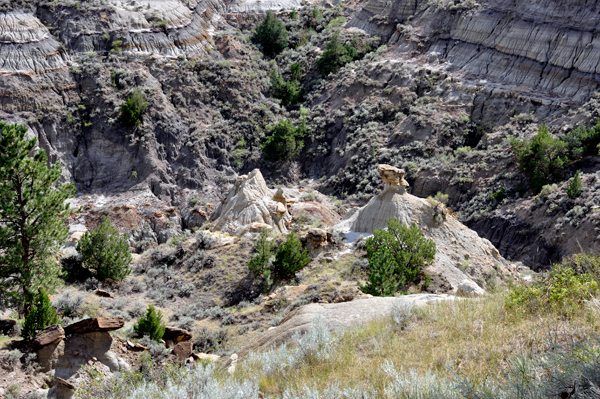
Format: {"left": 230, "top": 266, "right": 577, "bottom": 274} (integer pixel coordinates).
{"left": 1, "top": 0, "right": 600, "bottom": 267}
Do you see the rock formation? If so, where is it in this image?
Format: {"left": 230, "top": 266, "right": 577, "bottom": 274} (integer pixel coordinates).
{"left": 236, "top": 294, "right": 456, "bottom": 357}
{"left": 336, "top": 165, "right": 517, "bottom": 293}
{"left": 211, "top": 169, "right": 293, "bottom": 234}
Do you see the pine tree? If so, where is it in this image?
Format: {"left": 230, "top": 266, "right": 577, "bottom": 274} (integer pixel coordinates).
{"left": 77, "top": 216, "right": 132, "bottom": 282}
{"left": 252, "top": 10, "right": 288, "bottom": 57}
{"left": 360, "top": 219, "right": 436, "bottom": 296}
{"left": 134, "top": 304, "right": 165, "bottom": 342}
{"left": 0, "top": 123, "right": 75, "bottom": 316}
{"left": 22, "top": 288, "right": 60, "bottom": 342}
{"left": 272, "top": 231, "right": 311, "bottom": 280}
{"left": 567, "top": 170, "right": 583, "bottom": 199}
{"left": 248, "top": 228, "right": 274, "bottom": 276}
{"left": 317, "top": 31, "right": 358, "bottom": 75}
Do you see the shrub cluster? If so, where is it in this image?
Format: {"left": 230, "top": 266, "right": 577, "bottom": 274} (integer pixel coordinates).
{"left": 120, "top": 88, "right": 148, "bottom": 127}
{"left": 22, "top": 289, "right": 60, "bottom": 342}
{"left": 252, "top": 11, "right": 288, "bottom": 57}
{"left": 262, "top": 114, "right": 309, "bottom": 161}
{"left": 270, "top": 63, "right": 303, "bottom": 106}
{"left": 360, "top": 219, "right": 436, "bottom": 296}
{"left": 512, "top": 121, "right": 600, "bottom": 193}
{"left": 247, "top": 229, "right": 311, "bottom": 287}
{"left": 505, "top": 252, "right": 600, "bottom": 315}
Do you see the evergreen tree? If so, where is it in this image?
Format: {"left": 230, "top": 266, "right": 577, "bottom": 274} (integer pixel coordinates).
{"left": 120, "top": 88, "right": 148, "bottom": 127}
{"left": 0, "top": 123, "right": 74, "bottom": 316}
{"left": 567, "top": 170, "right": 583, "bottom": 199}
{"left": 262, "top": 118, "right": 306, "bottom": 161}
{"left": 511, "top": 123, "right": 569, "bottom": 193}
{"left": 272, "top": 231, "right": 311, "bottom": 280}
{"left": 317, "top": 31, "right": 358, "bottom": 75}
{"left": 134, "top": 304, "right": 165, "bottom": 342}
{"left": 252, "top": 11, "right": 288, "bottom": 57}
{"left": 248, "top": 228, "right": 274, "bottom": 276}
{"left": 22, "top": 288, "right": 60, "bottom": 342}
{"left": 77, "top": 216, "right": 132, "bottom": 282}
{"left": 360, "top": 219, "right": 436, "bottom": 296}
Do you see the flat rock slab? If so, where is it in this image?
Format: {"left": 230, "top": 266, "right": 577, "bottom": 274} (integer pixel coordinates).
{"left": 33, "top": 324, "right": 65, "bottom": 349}
{"left": 65, "top": 317, "right": 124, "bottom": 335}
{"left": 239, "top": 294, "right": 455, "bottom": 357}
{"left": 173, "top": 342, "right": 193, "bottom": 360}
{"left": 163, "top": 326, "right": 192, "bottom": 344}
{"left": 95, "top": 289, "right": 114, "bottom": 298}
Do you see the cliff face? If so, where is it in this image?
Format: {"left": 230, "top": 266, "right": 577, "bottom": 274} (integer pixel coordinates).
{"left": 1, "top": 0, "right": 600, "bottom": 267}
{"left": 350, "top": 0, "right": 600, "bottom": 113}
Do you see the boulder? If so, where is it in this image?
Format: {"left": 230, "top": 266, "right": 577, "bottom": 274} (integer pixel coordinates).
{"left": 0, "top": 319, "right": 16, "bottom": 335}
{"left": 94, "top": 289, "right": 113, "bottom": 298}
{"left": 192, "top": 353, "right": 220, "bottom": 362}
{"left": 65, "top": 317, "right": 124, "bottom": 335}
{"left": 172, "top": 341, "right": 193, "bottom": 360}
{"left": 457, "top": 280, "right": 486, "bottom": 296}
{"left": 335, "top": 165, "right": 517, "bottom": 293}
{"left": 211, "top": 169, "right": 292, "bottom": 234}
{"left": 33, "top": 324, "right": 65, "bottom": 349}
{"left": 377, "top": 164, "right": 409, "bottom": 188}
{"left": 163, "top": 326, "right": 192, "bottom": 344}
{"left": 302, "top": 228, "right": 331, "bottom": 251}
{"left": 126, "top": 340, "right": 148, "bottom": 352}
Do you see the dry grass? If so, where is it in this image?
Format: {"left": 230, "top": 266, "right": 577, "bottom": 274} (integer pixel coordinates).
{"left": 238, "top": 290, "right": 599, "bottom": 396}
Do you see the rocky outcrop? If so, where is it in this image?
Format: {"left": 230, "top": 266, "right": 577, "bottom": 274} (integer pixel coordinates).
{"left": 64, "top": 317, "right": 125, "bottom": 335}
{"left": 33, "top": 325, "right": 65, "bottom": 349}
{"left": 163, "top": 326, "right": 193, "bottom": 345}
{"left": 172, "top": 341, "right": 193, "bottom": 360}
{"left": 336, "top": 165, "right": 517, "bottom": 293}
{"left": 238, "top": 294, "right": 456, "bottom": 356}
{"left": 211, "top": 169, "right": 293, "bottom": 234}
{"left": 0, "top": 319, "right": 16, "bottom": 335}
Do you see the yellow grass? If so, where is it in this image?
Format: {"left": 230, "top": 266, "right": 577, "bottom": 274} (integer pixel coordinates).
{"left": 238, "top": 290, "right": 598, "bottom": 396}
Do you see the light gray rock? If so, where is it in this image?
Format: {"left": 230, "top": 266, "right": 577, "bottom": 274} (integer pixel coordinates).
{"left": 238, "top": 294, "right": 455, "bottom": 357}
{"left": 457, "top": 279, "right": 486, "bottom": 296}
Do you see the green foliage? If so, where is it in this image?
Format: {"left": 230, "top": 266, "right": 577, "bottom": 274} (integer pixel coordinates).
{"left": 567, "top": 170, "right": 583, "bottom": 199}
{"left": 252, "top": 11, "right": 288, "bottom": 57}
{"left": 262, "top": 115, "right": 308, "bottom": 161}
{"left": 272, "top": 231, "right": 311, "bottom": 280}
{"left": 134, "top": 304, "right": 166, "bottom": 342}
{"left": 0, "top": 123, "right": 74, "bottom": 316}
{"left": 506, "top": 253, "right": 600, "bottom": 316}
{"left": 120, "top": 88, "right": 148, "bottom": 127}
{"left": 360, "top": 219, "right": 436, "bottom": 296}
{"left": 77, "top": 216, "right": 132, "bottom": 282}
{"left": 270, "top": 67, "right": 303, "bottom": 107}
{"left": 317, "top": 31, "right": 358, "bottom": 75}
{"left": 22, "top": 288, "right": 60, "bottom": 342}
{"left": 489, "top": 187, "right": 506, "bottom": 202}
{"left": 562, "top": 120, "right": 600, "bottom": 161}
{"left": 110, "top": 39, "right": 123, "bottom": 53}
{"left": 248, "top": 228, "right": 274, "bottom": 276}
{"left": 511, "top": 123, "right": 568, "bottom": 193}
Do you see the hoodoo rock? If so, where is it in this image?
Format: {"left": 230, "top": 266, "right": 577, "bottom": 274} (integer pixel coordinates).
{"left": 32, "top": 324, "right": 65, "bottom": 349}
{"left": 211, "top": 169, "right": 293, "bottom": 234}
{"left": 336, "top": 165, "right": 517, "bottom": 293}
{"left": 64, "top": 318, "right": 125, "bottom": 335}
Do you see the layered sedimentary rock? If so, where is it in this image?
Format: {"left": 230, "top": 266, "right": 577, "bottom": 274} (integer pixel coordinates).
{"left": 336, "top": 165, "right": 516, "bottom": 292}
{"left": 212, "top": 169, "right": 293, "bottom": 233}
{"left": 349, "top": 0, "right": 600, "bottom": 111}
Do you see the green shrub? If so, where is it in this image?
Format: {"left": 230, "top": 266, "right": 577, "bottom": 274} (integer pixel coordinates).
{"left": 511, "top": 123, "right": 568, "bottom": 193}
{"left": 248, "top": 228, "right": 274, "bottom": 277}
{"left": 120, "top": 88, "right": 148, "bottom": 127}
{"left": 270, "top": 68, "right": 303, "bottom": 106}
{"left": 262, "top": 117, "right": 308, "bottom": 161}
{"left": 317, "top": 31, "right": 358, "bottom": 76}
{"left": 562, "top": 120, "right": 600, "bottom": 161}
{"left": 22, "top": 288, "right": 60, "bottom": 342}
{"left": 505, "top": 253, "right": 600, "bottom": 315}
{"left": 489, "top": 187, "right": 506, "bottom": 202}
{"left": 134, "top": 304, "right": 165, "bottom": 342}
{"left": 252, "top": 10, "right": 288, "bottom": 57}
{"left": 360, "top": 219, "right": 436, "bottom": 296}
{"left": 77, "top": 216, "right": 132, "bottom": 282}
{"left": 567, "top": 170, "right": 583, "bottom": 199}
{"left": 272, "top": 231, "right": 311, "bottom": 280}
